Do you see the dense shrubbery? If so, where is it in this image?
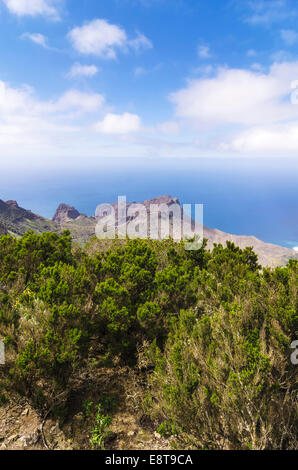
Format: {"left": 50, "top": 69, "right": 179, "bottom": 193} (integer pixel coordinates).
{"left": 0, "top": 231, "right": 297, "bottom": 449}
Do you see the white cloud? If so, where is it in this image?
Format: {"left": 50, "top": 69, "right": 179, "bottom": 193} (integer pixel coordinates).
{"left": 68, "top": 19, "right": 153, "bottom": 59}
{"left": 94, "top": 113, "right": 141, "bottom": 134}
{"left": 0, "top": 81, "right": 104, "bottom": 118}
{"left": 0, "top": 81, "right": 73, "bottom": 155}
{"left": 21, "top": 33, "right": 48, "bottom": 48}
{"left": 192, "top": 64, "right": 214, "bottom": 76}
{"left": 170, "top": 62, "right": 298, "bottom": 127}
{"left": 169, "top": 60, "right": 298, "bottom": 155}
{"left": 198, "top": 45, "right": 211, "bottom": 59}
{"left": 50, "top": 89, "right": 105, "bottom": 114}
{"left": 68, "top": 19, "right": 126, "bottom": 59}
{"left": 3, "top": 0, "right": 60, "bottom": 20}
{"left": 129, "top": 32, "right": 153, "bottom": 52}
{"left": 219, "top": 122, "right": 298, "bottom": 154}
{"left": 281, "top": 29, "right": 298, "bottom": 46}
{"left": 0, "top": 81, "right": 33, "bottom": 115}
{"left": 250, "top": 62, "right": 264, "bottom": 72}
{"left": 7, "top": 87, "right": 105, "bottom": 116}
{"left": 245, "top": 0, "right": 293, "bottom": 25}
{"left": 67, "top": 63, "right": 99, "bottom": 79}
{"left": 0, "top": 80, "right": 161, "bottom": 163}
{"left": 157, "top": 121, "right": 180, "bottom": 134}
{"left": 0, "top": 80, "right": 105, "bottom": 156}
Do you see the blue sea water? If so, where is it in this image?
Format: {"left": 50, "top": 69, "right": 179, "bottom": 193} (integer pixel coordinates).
{"left": 1, "top": 157, "right": 298, "bottom": 249}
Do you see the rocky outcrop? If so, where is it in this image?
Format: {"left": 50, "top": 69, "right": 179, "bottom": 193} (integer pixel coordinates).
{"left": 105, "top": 195, "right": 181, "bottom": 226}
{"left": 5, "top": 200, "right": 19, "bottom": 208}
{"left": 52, "top": 204, "right": 81, "bottom": 224}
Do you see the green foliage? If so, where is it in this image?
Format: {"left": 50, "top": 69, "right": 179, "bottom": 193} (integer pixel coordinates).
{"left": 157, "top": 421, "right": 177, "bottom": 438}
{"left": 0, "top": 230, "right": 72, "bottom": 287}
{"left": 90, "top": 403, "right": 112, "bottom": 450}
{"left": 147, "top": 259, "right": 298, "bottom": 450}
{"left": 83, "top": 400, "right": 94, "bottom": 418}
{"left": 0, "top": 231, "right": 297, "bottom": 449}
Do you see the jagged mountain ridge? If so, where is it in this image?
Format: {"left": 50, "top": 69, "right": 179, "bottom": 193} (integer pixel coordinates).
{"left": 0, "top": 196, "right": 297, "bottom": 267}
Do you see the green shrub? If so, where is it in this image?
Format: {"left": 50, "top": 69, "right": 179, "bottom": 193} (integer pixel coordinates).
{"left": 90, "top": 404, "right": 112, "bottom": 450}
{"left": 147, "top": 261, "right": 298, "bottom": 450}
{"left": 0, "top": 232, "right": 296, "bottom": 449}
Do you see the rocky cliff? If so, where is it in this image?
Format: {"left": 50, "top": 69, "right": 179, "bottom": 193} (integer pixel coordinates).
{"left": 52, "top": 204, "right": 81, "bottom": 224}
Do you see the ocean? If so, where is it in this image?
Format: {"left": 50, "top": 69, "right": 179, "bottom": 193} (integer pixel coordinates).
{"left": 1, "top": 157, "right": 298, "bottom": 249}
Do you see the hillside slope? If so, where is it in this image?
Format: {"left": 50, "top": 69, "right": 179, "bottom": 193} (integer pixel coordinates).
{"left": 0, "top": 200, "right": 58, "bottom": 237}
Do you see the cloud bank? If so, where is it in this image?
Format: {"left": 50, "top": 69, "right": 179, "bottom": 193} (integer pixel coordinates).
{"left": 170, "top": 61, "right": 298, "bottom": 154}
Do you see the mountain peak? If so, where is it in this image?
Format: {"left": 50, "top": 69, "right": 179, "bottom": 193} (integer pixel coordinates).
{"left": 142, "top": 195, "right": 181, "bottom": 207}
{"left": 5, "top": 200, "right": 19, "bottom": 208}
{"left": 52, "top": 203, "right": 81, "bottom": 223}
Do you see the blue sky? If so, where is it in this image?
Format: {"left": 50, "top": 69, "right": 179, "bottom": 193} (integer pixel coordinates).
{"left": 1, "top": 0, "right": 298, "bottom": 168}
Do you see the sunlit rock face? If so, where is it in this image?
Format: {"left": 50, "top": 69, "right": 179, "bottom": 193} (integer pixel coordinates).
{"left": 52, "top": 204, "right": 81, "bottom": 223}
